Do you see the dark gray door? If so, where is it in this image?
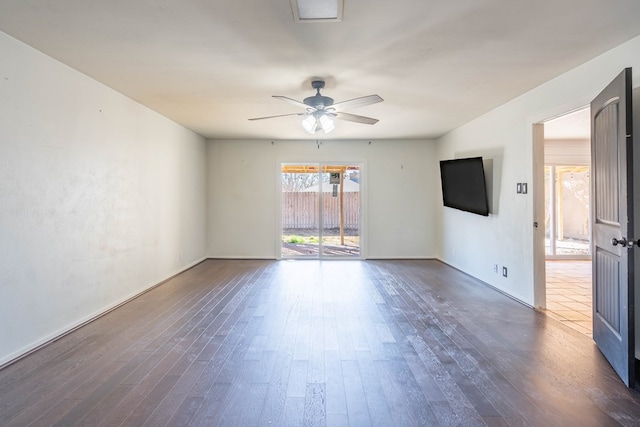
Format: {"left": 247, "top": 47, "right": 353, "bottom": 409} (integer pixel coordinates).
{"left": 591, "top": 68, "right": 635, "bottom": 387}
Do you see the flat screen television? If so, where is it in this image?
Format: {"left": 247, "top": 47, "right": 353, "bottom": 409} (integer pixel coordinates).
{"left": 439, "top": 156, "right": 490, "bottom": 216}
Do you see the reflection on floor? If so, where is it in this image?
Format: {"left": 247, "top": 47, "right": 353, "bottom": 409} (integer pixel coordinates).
{"left": 544, "top": 260, "right": 592, "bottom": 337}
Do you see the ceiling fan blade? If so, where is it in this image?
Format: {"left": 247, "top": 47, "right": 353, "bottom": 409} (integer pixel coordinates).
{"left": 334, "top": 112, "right": 379, "bottom": 125}
{"left": 248, "top": 112, "right": 307, "bottom": 121}
{"left": 331, "top": 94, "right": 383, "bottom": 112}
{"left": 272, "top": 95, "right": 312, "bottom": 110}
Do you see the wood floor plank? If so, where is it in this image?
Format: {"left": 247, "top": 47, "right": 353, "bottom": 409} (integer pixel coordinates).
{"left": 286, "top": 360, "right": 309, "bottom": 399}
{"left": 257, "top": 332, "right": 296, "bottom": 425}
{"left": 140, "top": 359, "right": 208, "bottom": 427}
{"left": 165, "top": 396, "right": 203, "bottom": 427}
{"left": 354, "top": 350, "right": 394, "bottom": 427}
{"left": 281, "top": 396, "right": 305, "bottom": 427}
{"left": 324, "top": 350, "right": 347, "bottom": 419}
{"left": 77, "top": 383, "right": 136, "bottom": 426}
{"left": 215, "top": 381, "right": 269, "bottom": 426}
{"left": 373, "top": 357, "right": 441, "bottom": 426}
{"left": 303, "top": 382, "right": 326, "bottom": 427}
{"left": 188, "top": 381, "right": 231, "bottom": 426}
{"left": 307, "top": 321, "right": 325, "bottom": 385}
{"left": 1, "top": 259, "right": 640, "bottom": 426}
{"left": 341, "top": 359, "right": 371, "bottom": 426}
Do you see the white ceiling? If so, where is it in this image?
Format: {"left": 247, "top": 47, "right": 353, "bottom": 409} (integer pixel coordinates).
{"left": 1, "top": 1, "right": 640, "bottom": 140}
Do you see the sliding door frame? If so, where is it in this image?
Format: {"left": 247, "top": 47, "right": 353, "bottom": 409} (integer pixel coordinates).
{"left": 277, "top": 161, "right": 366, "bottom": 260}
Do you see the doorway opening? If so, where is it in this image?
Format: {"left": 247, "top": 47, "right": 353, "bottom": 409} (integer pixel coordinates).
{"left": 280, "top": 163, "right": 361, "bottom": 259}
{"left": 539, "top": 107, "right": 593, "bottom": 337}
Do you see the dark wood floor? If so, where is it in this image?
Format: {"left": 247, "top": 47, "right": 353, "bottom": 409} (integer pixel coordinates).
{"left": 1, "top": 259, "right": 639, "bottom": 426}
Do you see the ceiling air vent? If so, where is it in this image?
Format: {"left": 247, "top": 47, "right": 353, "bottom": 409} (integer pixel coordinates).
{"left": 290, "top": 0, "right": 344, "bottom": 22}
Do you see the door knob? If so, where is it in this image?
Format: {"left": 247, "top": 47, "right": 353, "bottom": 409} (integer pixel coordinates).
{"left": 611, "top": 237, "right": 636, "bottom": 248}
{"left": 611, "top": 237, "right": 628, "bottom": 247}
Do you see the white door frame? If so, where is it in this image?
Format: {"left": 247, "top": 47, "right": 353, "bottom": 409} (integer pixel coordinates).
{"left": 531, "top": 103, "right": 593, "bottom": 309}
{"left": 532, "top": 123, "right": 546, "bottom": 309}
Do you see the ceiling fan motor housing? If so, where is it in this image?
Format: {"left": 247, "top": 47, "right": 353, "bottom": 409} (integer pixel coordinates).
{"left": 304, "top": 80, "right": 334, "bottom": 109}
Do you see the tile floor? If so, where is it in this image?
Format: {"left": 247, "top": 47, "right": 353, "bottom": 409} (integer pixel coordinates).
{"left": 544, "top": 259, "right": 592, "bottom": 337}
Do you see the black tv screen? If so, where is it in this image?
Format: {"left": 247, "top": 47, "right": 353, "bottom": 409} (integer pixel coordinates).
{"left": 439, "top": 157, "right": 490, "bottom": 216}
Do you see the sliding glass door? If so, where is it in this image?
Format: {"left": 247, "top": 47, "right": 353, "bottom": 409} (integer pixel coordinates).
{"left": 544, "top": 165, "right": 591, "bottom": 257}
{"left": 281, "top": 163, "right": 361, "bottom": 259}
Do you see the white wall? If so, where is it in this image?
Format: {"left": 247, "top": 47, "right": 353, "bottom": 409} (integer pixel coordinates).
{"left": 0, "top": 32, "right": 208, "bottom": 366}
{"left": 207, "top": 139, "right": 439, "bottom": 259}
{"left": 436, "top": 35, "right": 640, "bottom": 306}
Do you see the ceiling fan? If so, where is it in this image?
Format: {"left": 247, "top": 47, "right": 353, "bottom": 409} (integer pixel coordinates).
{"left": 249, "top": 80, "right": 383, "bottom": 134}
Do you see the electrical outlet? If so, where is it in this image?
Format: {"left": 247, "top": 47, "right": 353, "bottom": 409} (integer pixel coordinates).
{"left": 502, "top": 266, "right": 508, "bottom": 277}
{"left": 493, "top": 264, "right": 498, "bottom": 273}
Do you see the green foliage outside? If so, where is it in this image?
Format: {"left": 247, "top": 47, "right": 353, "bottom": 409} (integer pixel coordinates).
{"left": 283, "top": 235, "right": 320, "bottom": 244}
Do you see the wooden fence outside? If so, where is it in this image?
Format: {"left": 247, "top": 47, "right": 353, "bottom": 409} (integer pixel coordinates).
{"left": 282, "top": 192, "right": 359, "bottom": 229}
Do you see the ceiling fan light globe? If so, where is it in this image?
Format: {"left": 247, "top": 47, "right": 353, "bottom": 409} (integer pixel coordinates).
{"left": 319, "top": 114, "right": 335, "bottom": 133}
{"left": 302, "top": 115, "right": 317, "bottom": 133}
